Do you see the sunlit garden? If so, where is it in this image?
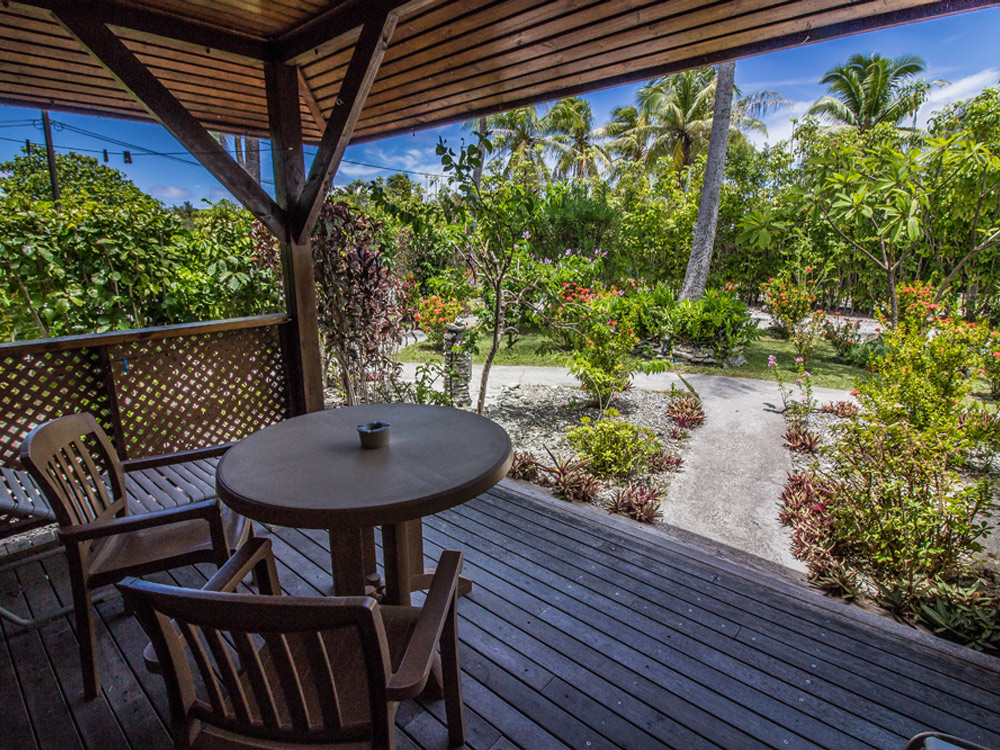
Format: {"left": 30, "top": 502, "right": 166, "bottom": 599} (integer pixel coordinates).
{"left": 4, "top": 54, "right": 1000, "bottom": 655}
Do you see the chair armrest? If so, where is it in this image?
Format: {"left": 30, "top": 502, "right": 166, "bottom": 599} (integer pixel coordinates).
{"left": 387, "top": 550, "right": 463, "bottom": 699}
{"left": 59, "top": 499, "right": 224, "bottom": 543}
{"left": 203, "top": 537, "right": 281, "bottom": 594}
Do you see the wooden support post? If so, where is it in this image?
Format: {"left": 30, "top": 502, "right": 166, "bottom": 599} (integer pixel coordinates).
{"left": 289, "top": 8, "right": 398, "bottom": 245}
{"left": 265, "top": 61, "right": 324, "bottom": 414}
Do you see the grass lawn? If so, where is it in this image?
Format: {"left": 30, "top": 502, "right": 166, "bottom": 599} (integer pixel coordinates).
{"left": 397, "top": 328, "right": 867, "bottom": 392}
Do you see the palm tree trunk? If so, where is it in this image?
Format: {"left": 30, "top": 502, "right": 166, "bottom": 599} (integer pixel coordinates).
{"left": 679, "top": 60, "right": 735, "bottom": 302}
{"left": 245, "top": 136, "right": 261, "bottom": 185}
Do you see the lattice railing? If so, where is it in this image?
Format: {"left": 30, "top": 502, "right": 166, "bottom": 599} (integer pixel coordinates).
{"left": 0, "top": 315, "right": 294, "bottom": 469}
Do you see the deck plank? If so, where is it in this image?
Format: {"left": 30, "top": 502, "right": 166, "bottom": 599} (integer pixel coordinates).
{"left": 2, "top": 482, "right": 998, "bottom": 749}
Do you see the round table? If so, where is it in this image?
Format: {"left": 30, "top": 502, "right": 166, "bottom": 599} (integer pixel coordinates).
{"left": 216, "top": 403, "right": 512, "bottom": 605}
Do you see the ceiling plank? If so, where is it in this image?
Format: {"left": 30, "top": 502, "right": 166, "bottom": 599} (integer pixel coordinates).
{"left": 53, "top": 10, "right": 287, "bottom": 241}
{"left": 14, "top": 0, "right": 267, "bottom": 60}
{"left": 289, "top": 6, "right": 397, "bottom": 244}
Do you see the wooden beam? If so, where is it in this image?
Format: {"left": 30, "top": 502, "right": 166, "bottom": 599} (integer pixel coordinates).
{"left": 265, "top": 61, "right": 325, "bottom": 415}
{"left": 298, "top": 67, "right": 327, "bottom": 131}
{"left": 53, "top": 11, "right": 288, "bottom": 242}
{"left": 274, "top": 0, "right": 429, "bottom": 65}
{"left": 16, "top": 0, "right": 266, "bottom": 60}
{"left": 289, "top": 7, "right": 397, "bottom": 245}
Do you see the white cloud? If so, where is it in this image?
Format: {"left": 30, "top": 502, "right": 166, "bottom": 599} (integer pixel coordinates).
{"left": 150, "top": 184, "right": 192, "bottom": 200}
{"left": 747, "top": 100, "right": 813, "bottom": 147}
{"left": 916, "top": 67, "right": 999, "bottom": 127}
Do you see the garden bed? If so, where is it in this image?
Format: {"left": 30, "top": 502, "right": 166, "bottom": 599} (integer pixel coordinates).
{"left": 485, "top": 383, "right": 692, "bottom": 514}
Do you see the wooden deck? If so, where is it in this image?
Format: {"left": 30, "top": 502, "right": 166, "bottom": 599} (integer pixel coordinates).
{"left": 2, "top": 481, "right": 998, "bottom": 750}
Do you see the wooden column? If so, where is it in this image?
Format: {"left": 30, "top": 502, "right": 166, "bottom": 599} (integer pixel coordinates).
{"left": 265, "top": 61, "right": 324, "bottom": 414}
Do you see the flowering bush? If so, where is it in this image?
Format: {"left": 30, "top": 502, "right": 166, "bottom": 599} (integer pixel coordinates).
{"left": 761, "top": 270, "right": 817, "bottom": 337}
{"left": 789, "top": 309, "right": 826, "bottom": 360}
{"left": 823, "top": 314, "right": 863, "bottom": 357}
{"left": 414, "top": 295, "right": 464, "bottom": 347}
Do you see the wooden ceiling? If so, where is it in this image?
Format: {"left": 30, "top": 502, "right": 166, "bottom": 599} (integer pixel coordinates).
{"left": 2, "top": 0, "right": 995, "bottom": 146}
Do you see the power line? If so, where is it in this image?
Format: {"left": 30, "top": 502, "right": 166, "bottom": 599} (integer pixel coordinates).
{"left": 1, "top": 117, "right": 446, "bottom": 180}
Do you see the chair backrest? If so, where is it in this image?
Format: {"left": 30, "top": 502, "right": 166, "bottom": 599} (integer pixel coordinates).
{"left": 118, "top": 578, "right": 395, "bottom": 747}
{"left": 20, "top": 412, "right": 126, "bottom": 528}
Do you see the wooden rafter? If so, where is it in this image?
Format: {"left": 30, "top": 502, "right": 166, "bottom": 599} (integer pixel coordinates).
{"left": 53, "top": 10, "right": 288, "bottom": 242}
{"left": 273, "top": 0, "right": 431, "bottom": 65}
{"left": 298, "top": 67, "right": 328, "bottom": 131}
{"left": 289, "top": 7, "right": 398, "bottom": 244}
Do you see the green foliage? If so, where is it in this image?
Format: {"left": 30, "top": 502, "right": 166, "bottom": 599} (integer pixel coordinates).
{"left": 915, "top": 579, "right": 1000, "bottom": 652}
{"left": 565, "top": 408, "right": 663, "bottom": 478}
{"left": 821, "top": 418, "right": 994, "bottom": 611}
{"left": 0, "top": 148, "right": 280, "bottom": 340}
{"left": 531, "top": 182, "right": 615, "bottom": 258}
{"left": 665, "top": 290, "right": 759, "bottom": 361}
{"left": 860, "top": 292, "right": 987, "bottom": 431}
{"left": 568, "top": 305, "right": 646, "bottom": 408}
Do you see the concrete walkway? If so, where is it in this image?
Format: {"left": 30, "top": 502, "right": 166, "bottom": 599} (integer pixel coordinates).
{"left": 401, "top": 362, "right": 850, "bottom": 572}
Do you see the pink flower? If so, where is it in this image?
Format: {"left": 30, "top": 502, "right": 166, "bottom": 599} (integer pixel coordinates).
{"left": 795, "top": 357, "right": 804, "bottom": 362}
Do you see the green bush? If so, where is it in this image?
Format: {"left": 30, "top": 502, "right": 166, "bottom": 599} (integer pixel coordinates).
{"left": 568, "top": 305, "right": 644, "bottom": 408}
{"left": 664, "top": 290, "right": 759, "bottom": 361}
{"left": 821, "top": 419, "right": 995, "bottom": 611}
{"left": 565, "top": 409, "right": 662, "bottom": 478}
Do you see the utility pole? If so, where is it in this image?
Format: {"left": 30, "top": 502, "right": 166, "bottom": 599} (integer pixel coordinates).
{"left": 40, "top": 110, "right": 60, "bottom": 207}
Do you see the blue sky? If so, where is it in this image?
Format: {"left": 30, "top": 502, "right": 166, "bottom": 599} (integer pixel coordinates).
{"left": 2, "top": 6, "right": 998, "bottom": 205}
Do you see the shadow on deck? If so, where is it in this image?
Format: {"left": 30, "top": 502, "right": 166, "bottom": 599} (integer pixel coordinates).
{"left": 2, "top": 481, "right": 998, "bottom": 750}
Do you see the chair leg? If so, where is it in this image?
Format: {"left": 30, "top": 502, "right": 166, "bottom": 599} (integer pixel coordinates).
{"left": 441, "top": 595, "right": 466, "bottom": 747}
{"left": 70, "top": 571, "right": 99, "bottom": 699}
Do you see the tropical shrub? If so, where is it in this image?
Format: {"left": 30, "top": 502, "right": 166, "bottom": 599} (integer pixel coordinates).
{"left": 608, "top": 482, "right": 664, "bottom": 524}
{"left": 789, "top": 309, "right": 827, "bottom": 360}
{"left": 414, "top": 295, "right": 464, "bottom": 347}
{"left": 761, "top": 271, "right": 817, "bottom": 337}
{"left": 982, "top": 329, "right": 1000, "bottom": 399}
{"left": 664, "top": 290, "right": 758, "bottom": 362}
{"left": 312, "top": 201, "right": 404, "bottom": 405}
{"left": 666, "top": 394, "right": 705, "bottom": 429}
{"left": 823, "top": 315, "right": 864, "bottom": 357}
{"left": 568, "top": 305, "right": 645, "bottom": 408}
{"left": 565, "top": 409, "right": 662, "bottom": 478}
{"left": 819, "top": 418, "right": 995, "bottom": 612}
{"left": 536, "top": 449, "right": 600, "bottom": 502}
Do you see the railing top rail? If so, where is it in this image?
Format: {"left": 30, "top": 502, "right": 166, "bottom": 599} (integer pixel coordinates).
{"left": 0, "top": 314, "right": 291, "bottom": 355}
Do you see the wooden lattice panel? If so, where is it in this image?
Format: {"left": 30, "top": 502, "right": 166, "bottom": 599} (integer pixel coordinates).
{"left": 0, "top": 347, "right": 112, "bottom": 469}
{"left": 109, "top": 326, "right": 290, "bottom": 459}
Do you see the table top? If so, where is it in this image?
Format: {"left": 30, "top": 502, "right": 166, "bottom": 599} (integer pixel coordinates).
{"left": 216, "top": 404, "right": 512, "bottom": 528}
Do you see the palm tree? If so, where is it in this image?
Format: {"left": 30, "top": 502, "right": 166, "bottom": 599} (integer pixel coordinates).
{"left": 807, "top": 52, "right": 940, "bottom": 131}
{"left": 631, "top": 67, "right": 785, "bottom": 173}
{"left": 471, "top": 107, "right": 555, "bottom": 183}
{"left": 541, "top": 97, "right": 610, "bottom": 180}
{"left": 597, "top": 104, "right": 655, "bottom": 165}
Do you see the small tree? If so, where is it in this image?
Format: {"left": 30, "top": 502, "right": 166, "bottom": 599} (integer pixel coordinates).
{"left": 311, "top": 201, "right": 404, "bottom": 405}
{"left": 437, "top": 136, "right": 538, "bottom": 413}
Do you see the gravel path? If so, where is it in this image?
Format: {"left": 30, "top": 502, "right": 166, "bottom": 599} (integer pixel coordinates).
{"left": 401, "top": 362, "right": 851, "bottom": 571}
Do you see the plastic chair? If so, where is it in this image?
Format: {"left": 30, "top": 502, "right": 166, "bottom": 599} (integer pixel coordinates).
{"left": 20, "top": 412, "right": 249, "bottom": 698}
{"left": 118, "top": 537, "right": 466, "bottom": 750}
